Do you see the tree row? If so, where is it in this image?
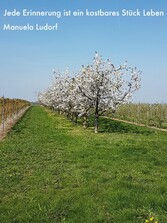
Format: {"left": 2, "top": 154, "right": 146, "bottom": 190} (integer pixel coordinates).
{"left": 38, "top": 53, "right": 141, "bottom": 133}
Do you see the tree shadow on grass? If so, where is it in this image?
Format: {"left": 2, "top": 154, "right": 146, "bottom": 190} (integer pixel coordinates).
{"left": 98, "top": 117, "right": 154, "bottom": 135}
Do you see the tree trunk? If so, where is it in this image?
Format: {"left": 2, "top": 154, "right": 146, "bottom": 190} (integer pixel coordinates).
{"left": 94, "top": 113, "right": 99, "bottom": 133}
{"left": 83, "top": 115, "right": 88, "bottom": 128}
{"left": 94, "top": 97, "right": 99, "bottom": 133}
{"left": 74, "top": 114, "right": 78, "bottom": 124}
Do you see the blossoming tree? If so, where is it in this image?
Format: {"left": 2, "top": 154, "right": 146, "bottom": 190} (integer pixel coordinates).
{"left": 74, "top": 52, "right": 141, "bottom": 132}
{"left": 39, "top": 52, "right": 141, "bottom": 133}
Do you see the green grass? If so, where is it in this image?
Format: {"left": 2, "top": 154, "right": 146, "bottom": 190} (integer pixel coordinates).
{"left": 0, "top": 106, "right": 167, "bottom": 223}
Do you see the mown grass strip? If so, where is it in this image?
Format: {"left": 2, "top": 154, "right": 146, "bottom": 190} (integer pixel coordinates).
{"left": 0, "top": 106, "right": 167, "bottom": 223}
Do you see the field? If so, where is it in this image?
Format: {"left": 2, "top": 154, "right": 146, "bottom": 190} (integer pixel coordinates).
{"left": 0, "top": 98, "right": 30, "bottom": 126}
{"left": 0, "top": 106, "right": 167, "bottom": 223}
{"left": 113, "top": 103, "right": 167, "bottom": 129}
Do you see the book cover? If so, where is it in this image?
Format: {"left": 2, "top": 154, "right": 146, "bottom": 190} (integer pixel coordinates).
{"left": 0, "top": 1, "right": 167, "bottom": 223}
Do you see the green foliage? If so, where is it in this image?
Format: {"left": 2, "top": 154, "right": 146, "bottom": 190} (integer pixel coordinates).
{"left": 0, "top": 106, "right": 167, "bottom": 223}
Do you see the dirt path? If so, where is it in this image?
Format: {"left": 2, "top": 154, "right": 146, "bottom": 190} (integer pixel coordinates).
{"left": 0, "top": 106, "right": 30, "bottom": 140}
{"left": 111, "top": 117, "right": 167, "bottom": 132}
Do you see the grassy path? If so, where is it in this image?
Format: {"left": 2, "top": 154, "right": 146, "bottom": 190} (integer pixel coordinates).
{"left": 0, "top": 106, "right": 167, "bottom": 223}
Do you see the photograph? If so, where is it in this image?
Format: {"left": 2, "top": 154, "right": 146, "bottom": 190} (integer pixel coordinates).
{"left": 0, "top": 0, "right": 167, "bottom": 222}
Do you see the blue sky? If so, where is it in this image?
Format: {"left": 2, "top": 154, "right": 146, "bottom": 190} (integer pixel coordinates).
{"left": 0, "top": 0, "right": 167, "bottom": 103}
